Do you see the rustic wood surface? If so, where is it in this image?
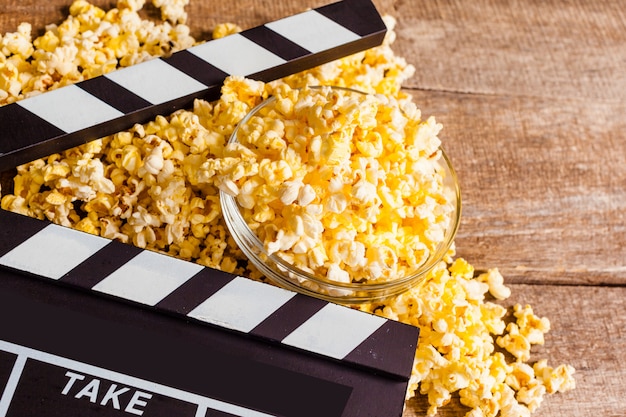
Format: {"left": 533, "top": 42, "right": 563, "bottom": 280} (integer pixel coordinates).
{"left": 2, "top": 0, "right": 625, "bottom": 416}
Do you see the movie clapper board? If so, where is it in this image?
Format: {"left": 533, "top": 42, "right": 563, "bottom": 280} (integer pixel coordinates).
{"left": 0, "top": 1, "right": 420, "bottom": 416}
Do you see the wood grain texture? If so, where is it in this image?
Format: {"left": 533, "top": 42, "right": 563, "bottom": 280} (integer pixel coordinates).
{"left": 394, "top": 0, "right": 626, "bottom": 101}
{"left": 2, "top": 0, "right": 626, "bottom": 416}
{"left": 411, "top": 90, "right": 626, "bottom": 286}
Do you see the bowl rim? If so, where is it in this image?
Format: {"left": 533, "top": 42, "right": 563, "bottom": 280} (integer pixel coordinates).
{"left": 219, "top": 86, "right": 462, "bottom": 295}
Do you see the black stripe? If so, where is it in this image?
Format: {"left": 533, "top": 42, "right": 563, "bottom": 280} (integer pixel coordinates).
{"left": 59, "top": 240, "right": 142, "bottom": 288}
{"left": 163, "top": 50, "right": 229, "bottom": 87}
{"left": 0, "top": 103, "right": 65, "bottom": 159}
{"left": 78, "top": 76, "right": 152, "bottom": 114}
{"left": 250, "top": 293, "right": 327, "bottom": 341}
{"left": 241, "top": 26, "right": 310, "bottom": 61}
{"left": 0, "top": 121, "right": 120, "bottom": 172}
{"left": 155, "top": 267, "right": 234, "bottom": 315}
{"left": 343, "top": 320, "right": 420, "bottom": 380}
{"left": 0, "top": 210, "right": 49, "bottom": 257}
{"left": 204, "top": 410, "right": 240, "bottom": 417}
{"left": 316, "top": 0, "right": 387, "bottom": 37}
{"left": 0, "top": 350, "right": 17, "bottom": 394}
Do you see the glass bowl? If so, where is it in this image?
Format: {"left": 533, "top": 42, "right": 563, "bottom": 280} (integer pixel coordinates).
{"left": 220, "top": 87, "right": 461, "bottom": 304}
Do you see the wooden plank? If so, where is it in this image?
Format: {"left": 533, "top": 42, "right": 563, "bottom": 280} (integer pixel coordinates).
{"left": 403, "top": 284, "right": 626, "bottom": 416}
{"left": 407, "top": 89, "right": 626, "bottom": 286}
{"left": 392, "top": 0, "right": 626, "bottom": 101}
{"left": 395, "top": 0, "right": 626, "bottom": 288}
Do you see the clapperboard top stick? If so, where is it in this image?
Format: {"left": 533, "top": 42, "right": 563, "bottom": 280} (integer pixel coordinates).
{"left": 0, "top": 0, "right": 387, "bottom": 171}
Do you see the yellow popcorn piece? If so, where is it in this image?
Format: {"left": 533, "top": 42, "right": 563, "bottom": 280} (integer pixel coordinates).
{"left": 477, "top": 267, "right": 511, "bottom": 300}
{"left": 74, "top": 213, "right": 101, "bottom": 235}
{"left": 497, "top": 323, "right": 532, "bottom": 362}
{"left": 0, "top": 22, "right": 34, "bottom": 59}
{"left": 42, "top": 162, "right": 71, "bottom": 182}
{"left": 449, "top": 257, "right": 474, "bottom": 278}
{"left": 153, "top": 0, "right": 190, "bottom": 24}
{"left": 516, "top": 381, "right": 546, "bottom": 412}
{"left": 533, "top": 360, "right": 576, "bottom": 394}
{"left": 0, "top": 195, "right": 30, "bottom": 216}
{"left": 0, "top": 60, "right": 22, "bottom": 102}
{"left": 496, "top": 303, "right": 552, "bottom": 362}
{"left": 514, "top": 303, "right": 551, "bottom": 344}
{"left": 212, "top": 23, "right": 242, "bottom": 39}
{"left": 44, "top": 190, "right": 69, "bottom": 205}
{"left": 117, "top": 0, "right": 146, "bottom": 12}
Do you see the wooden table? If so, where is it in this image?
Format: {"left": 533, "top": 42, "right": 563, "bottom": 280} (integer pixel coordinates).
{"left": 2, "top": 0, "right": 625, "bottom": 415}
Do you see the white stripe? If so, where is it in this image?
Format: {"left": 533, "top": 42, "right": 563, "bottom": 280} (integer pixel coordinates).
{"left": 265, "top": 10, "right": 360, "bottom": 54}
{"left": 0, "top": 224, "right": 110, "bottom": 280}
{"left": 105, "top": 58, "right": 206, "bottom": 104}
{"left": 17, "top": 84, "right": 123, "bottom": 133}
{"left": 188, "top": 276, "right": 295, "bottom": 333}
{"left": 281, "top": 303, "right": 386, "bottom": 359}
{"left": 0, "top": 354, "right": 26, "bottom": 417}
{"left": 195, "top": 405, "right": 208, "bottom": 417}
{"left": 0, "top": 340, "right": 276, "bottom": 417}
{"left": 92, "top": 250, "right": 203, "bottom": 306}
{"left": 188, "top": 34, "right": 286, "bottom": 76}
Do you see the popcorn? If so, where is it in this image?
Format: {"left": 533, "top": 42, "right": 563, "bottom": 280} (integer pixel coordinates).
{"left": 152, "top": 0, "right": 190, "bottom": 24}
{"left": 0, "top": 0, "right": 194, "bottom": 105}
{"left": 212, "top": 23, "right": 242, "bottom": 40}
{"left": 362, "top": 257, "right": 575, "bottom": 417}
{"left": 478, "top": 268, "right": 511, "bottom": 300}
{"left": 513, "top": 303, "right": 551, "bottom": 344}
{"left": 496, "top": 303, "right": 551, "bottom": 362}
{"left": 534, "top": 360, "right": 576, "bottom": 394}
{"left": 1, "top": 2, "right": 575, "bottom": 416}
{"left": 218, "top": 85, "right": 453, "bottom": 285}
{"left": 1, "top": 22, "right": 34, "bottom": 59}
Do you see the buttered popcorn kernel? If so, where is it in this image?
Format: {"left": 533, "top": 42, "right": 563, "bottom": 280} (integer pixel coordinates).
{"left": 219, "top": 84, "right": 454, "bottom": 284}
{"left": 1, "top": 1, "right": 575, "bottom": 416}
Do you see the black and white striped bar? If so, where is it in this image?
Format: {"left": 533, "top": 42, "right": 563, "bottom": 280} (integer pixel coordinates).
{"left": 0, "top": 0, "right": 386, "bottom": 171}
{"left": 0, "top": 209, "right": 419, "bottom": 381}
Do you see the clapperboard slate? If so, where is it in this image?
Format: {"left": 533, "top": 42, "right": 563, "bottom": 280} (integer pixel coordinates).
{"left": 0, "top": 0, "right": 420, "bottom": 416}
